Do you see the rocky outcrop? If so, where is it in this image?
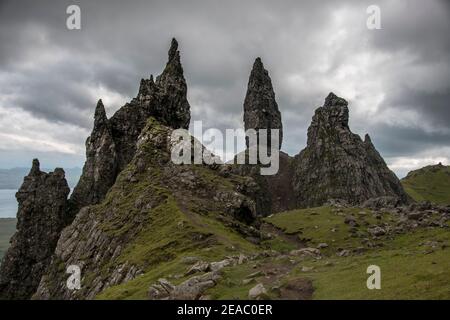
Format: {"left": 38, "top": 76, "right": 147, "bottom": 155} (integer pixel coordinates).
{"left": 69, "top": 38, "right": 191, "bottom": 213}
{"left": 0, "top": 159, "right": 70, "bottom": 299}
{"left": 34, "top": 118, "right": 260, "bottom": 299}
{"left": 69, "top": 100, "right": 118, "bottom": 213}
{"left": 292, "top": 92, "right": 410, "bottom": 208}
{"left": 244, "top": 58, "right": 282, "bottom": 150}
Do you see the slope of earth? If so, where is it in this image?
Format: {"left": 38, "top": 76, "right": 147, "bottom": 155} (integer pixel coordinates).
{"left": 0, "top": 218, "right": 16, "bottom": 260}
{"left": 401, "top": 163, "right": 450, "bottom": 205}
{"left": 263, "top": 206, "right": 450, "bottom": 299}
{"left": 100, "top": 202, "right": 449, "bottom": 300}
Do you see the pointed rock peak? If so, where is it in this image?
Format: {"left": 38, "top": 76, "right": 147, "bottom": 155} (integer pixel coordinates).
{"left": 53, "top": 168, "right": 66, "bottom": 178}
{"left": 168, "top": 38, "right": 179, "bottom": 61}
{"left": 324, "top": 92, "right": 348, "bottom": 108}
{"left": 30, "top": 158, "right": 41, "bottom": 175}
{"left": 364, "top": 133, "right": 372, "bottom": 144}
{"left": 157, "top": 38, "right": 184, "bottom": 85}
{"left": 139, "top": 78, "right": 146, "bottom": 89}
{"left": 94, "top": 99, "right": 108, "bottom": 128}
{"left": 149, "top": 74, "right": 154, "bottom": 83}
{"left": 138, "top": 79, "right": 147, "bottom": 94}
{"left": 244, "top": 56, "right": 282, "bottom": 149}
{"left": 253, "top": 57, "right": 264, "bottom": 70}
{"left": 249, "top": 57, "right": 271, "bottom": 83}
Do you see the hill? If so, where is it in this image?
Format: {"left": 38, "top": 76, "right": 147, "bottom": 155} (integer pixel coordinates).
{"left": 401, "top": 163, "right": 450, "bottom": 205}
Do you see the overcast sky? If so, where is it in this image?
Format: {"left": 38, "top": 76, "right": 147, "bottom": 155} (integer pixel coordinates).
{"left": 0, "top": 0, "right": 449, "bottom": 177}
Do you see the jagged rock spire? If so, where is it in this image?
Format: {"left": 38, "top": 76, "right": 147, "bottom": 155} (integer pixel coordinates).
{"left": 293, "top": 92, "right": 410, "bottom": 207}
{"left": 30, "top": 158, "right": 41, "bottom": 175}
{"left": 70, "top": 38, "right": 191, "bottom": 215}
{"left": 69, "top": 99, "right": 117, "bottom": 212}
{"left": 94, "top": 99, "right": 108, "bottom": 129}
{"left": 168, "top": 38, "right": 179, "bottom": 61}
{"left": 153, "top": 37, "right": 190, "bottom": 129}
{"left": 324, "top": 92, "right": 348, "bottom": 107}
{"left": 243, "top": 57, "right": 282, "bottom": 149}
{"left": 306, "top": 92, "right": 350, "bottom": 146}
{"left": 364, "top": 133, "right": 372, "bottom": 144}
{"left": 156, "top": 37, "right": 184, "bottom": 85}
{"left": 0, "top": 162, "right": 70, "bottom": 299}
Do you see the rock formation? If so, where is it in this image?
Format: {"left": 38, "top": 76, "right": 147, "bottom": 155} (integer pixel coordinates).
{"left": 69, "top": 100, "right": 118, "bottom": 214}
{"left": 292, "top": 92, "right": 410, "bottom": 207}
{"left": 243, "top": 57, "right": 282, "bottom": 150}
{"left": 1, "top": 41, "right": 428, "bottom": 301}
{"left": 35, "top": 119, "right": 260, "bottom": 299}
{"left": 231, "top": 58, "right": 294, "bottom": 216}
{"left": 0, "top": 159, "right": 70, "bottom": 299}
{"left": 70, "top": 38, "right": 191, "bottom": 213}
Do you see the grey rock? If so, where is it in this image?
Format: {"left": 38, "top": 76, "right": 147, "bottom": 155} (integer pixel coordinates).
{"left": 290, "top": 248, "right": 321, "bottom": 258}
{"left": 363, "top": 196, "right": 402, "bottom": 209}
{"left": 368, "top": 226, "right": 386, "bottom": 237}
{"left": 0, "top": 160, "right": 70, "bottom": 299}
{"left": 292, "top": 92, "right": 410, "bottom": 208}
{"left": 70, "top": 38, "right": 191, "bottom": 214}
{"left": 248, "top": 283, "right": 268, "bottom": 300}
{"left": 149, "top": 272, "right": 221, "bottom": 300}
{"left": 244, "top": 57, "right": 282, "bottom": 150}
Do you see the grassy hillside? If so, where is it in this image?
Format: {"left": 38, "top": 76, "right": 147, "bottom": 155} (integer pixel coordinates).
{"left": 263, "top": 207, "right": 450, "bottom": 299}
{"left": 98, "top": 205, "right": 450, "bottom": 300}
{"left": 0, "top": 218, "right": 16, "bottom": 260}
{"left": 401, "top": 163, "right": 450, "bottom": 205}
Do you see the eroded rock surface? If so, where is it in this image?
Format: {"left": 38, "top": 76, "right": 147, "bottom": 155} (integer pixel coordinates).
{"left": 70, "top": 38, "right": 191, "bottom": 213}
{"left": 292, "top": 92, "right": 410, "bottom": 208}
{"left": 34, "top": 119, "right": 260, "bottom": 299}
{"left": 244, "top": 57, "right": 282, "bottom": 150}
{"left": 0, "top": 160, "right": 70, "bottom": 299}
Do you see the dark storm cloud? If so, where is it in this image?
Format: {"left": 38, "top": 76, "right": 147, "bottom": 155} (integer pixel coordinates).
{"left": 0, "top": 0, "right": 449, "bottom": 175}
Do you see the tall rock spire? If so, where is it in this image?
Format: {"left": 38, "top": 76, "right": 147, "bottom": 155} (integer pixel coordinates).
{"left": 0, "top": 160, "right": 70, "bottom": 299}
{"left": 69, "top": 38, "right": 191, "bottom": 215}
{"left": 70, "top": 99, "right": 117, "bottom": 212}
{"left": 243, "top": 57, "right": 282, "bottom": 150}
{"left": 94, "top": 99, "right": 108, "bottom": 129}
{"left": 293, "top": 92, "right": 410, "bottom": 207}
{"left": 154, "top": 37, "right": 191, "bottom": 129}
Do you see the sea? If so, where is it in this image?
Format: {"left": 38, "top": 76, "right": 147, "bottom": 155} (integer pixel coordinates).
{"left": 0, "top": 190, "right": 17, "bottom": 218}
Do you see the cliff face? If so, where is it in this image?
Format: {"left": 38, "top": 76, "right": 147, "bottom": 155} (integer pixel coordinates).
{"left": 70, "top": 38, "right": 191, "bottom": 214}
{"left": 0, "top": 160, "right": 70, "bottom": 299}
{"left": 292, "top": 92, "right": 410, "bottom": 207}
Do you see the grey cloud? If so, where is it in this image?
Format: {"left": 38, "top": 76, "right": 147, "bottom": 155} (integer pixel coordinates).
{"left": 0, "top": 0, "right": 449, "bottom": 175}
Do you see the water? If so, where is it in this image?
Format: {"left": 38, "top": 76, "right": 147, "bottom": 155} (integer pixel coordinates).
{"left": 0, "top": 190, "right": 17, "bottom": 218}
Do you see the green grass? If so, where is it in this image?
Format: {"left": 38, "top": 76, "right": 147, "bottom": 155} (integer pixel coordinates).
{"left": 264, "top": 206, "right": 389, "bottom": 253}
{"left": 294, "top": 228, "right": 450, "bottom": 299}
{"left": 99, "top": 202, "right": 450, "bottom": 300}
{"left": 401, "top": 164, "right": 450, "bottom": 205}
{"left": 200, "top": 207, "right": 450, "bottom": 299}
{"left": 0, "top": 218, "right": 16, "bottom": 260}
